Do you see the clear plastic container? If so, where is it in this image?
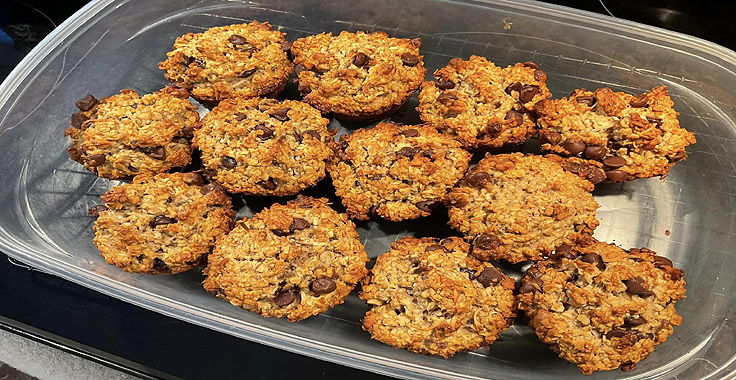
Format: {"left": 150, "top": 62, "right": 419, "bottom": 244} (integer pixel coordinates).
{"left": 1, "top": 0, "right": 735, "bottom": 379}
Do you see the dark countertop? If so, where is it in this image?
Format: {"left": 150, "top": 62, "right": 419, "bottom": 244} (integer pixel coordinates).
{"left": 0, "top": 1, "right": 733, "bottom": 379}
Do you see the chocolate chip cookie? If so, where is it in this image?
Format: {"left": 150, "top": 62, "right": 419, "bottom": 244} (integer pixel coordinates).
{"left": 327, "top": 122, "right": 472, "bottom": 221}
{"left": 193, "top": 98, "right": 333, "bottom": 196}
{"left": 443, "top": 153, "right": 599, "bottom": 263}
{"left": 158, "top": 21, "right": 292, "bottom": 102}
{"left": 290, "top": 31, "right": 426, "bottom": 120}
{"left": 360, "top": 237, "right": 517, "bottom": 358}
{"left": 534, "top": 86, "right": 696, "bottom": 182}
{"left": 91, "top": 172, "right": 234, "bottom": 274}
{"left": 417, "top": 57, "right": 551, "bottom": 150}
{"left": 64, "top": 87, "right": 199, "bottom": 180}
{"left": 203, "top": 196, "right": 369, "bottom": 321}
{"left": 518, "top": 237, "right": 686, "bottom": 374}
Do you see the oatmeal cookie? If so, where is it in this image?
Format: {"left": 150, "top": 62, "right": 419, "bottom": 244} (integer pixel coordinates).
{"left": 518, "top": 237, "right": 686, "bottom": 374}
{"left": 534, "top": 86, "right": 696, "bottom": 182}
{"left": 417, "top": 56, "right": 551, "bottom": 150}
{"left": 194, "top": 98, "right": 333, "bottom": 195}
{"left": 290, "top": 31, "right": 426, "bottom": 120}
{"left": 203, "top": 196, "right": 368, "bottom": 321}
{"left": 64, "top": 87, "right": 198, "bottom": 180}
{"left": 360, "top": 237, "right": 516, "bottom": 358}
{"left": 91, "top": 172, "right": 234, "bottom": 274}
{"left": 158, "top": 22, "right": 292, "bottom": 102}
{"left": 328, "top": 122, "right": 472, "bottom": 221}
{"left": 443, "top": 153, "right": 599, "bottom": 263}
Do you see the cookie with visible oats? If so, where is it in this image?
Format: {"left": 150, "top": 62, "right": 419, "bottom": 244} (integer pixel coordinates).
{"left": 360, "top": 236, "right": 517, "bottom": 358}
{"left": 193, "top": 98, "right": 333, "bottom": 196}
{"left": 91, "top": 172, "right": 234, "bottom": 275}
{"left": 443, "top": 153, "right": 599, "bottom": 263}
{"left": 290, "top": 31, "right": 426, "bottom": 120}
{"left": 534, "top": 86, "right": 696, "bottom": 182}
{"left": 158, "top": 21, "right": 292, "bottom": 102}
{"left": 327, "top": 122, "right": 472, "bottom": 221}
{"left": 417, "top": 56, "right": 551, "bottom": 150}
{"left": 518, "top": 237, "right": 686, "bottom": 374}
{"left": 64, "top": 87, "right": 199, "bottom": 180}
{"left": 203, "top": 196, "right": 369, "bottom": 322}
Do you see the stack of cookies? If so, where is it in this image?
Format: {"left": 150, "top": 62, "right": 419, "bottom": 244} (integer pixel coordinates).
{"left": 63, "top": 20, "right": 695, "bottom": 375}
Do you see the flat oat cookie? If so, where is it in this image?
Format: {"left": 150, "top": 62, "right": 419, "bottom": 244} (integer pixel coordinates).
{"left": 91, "top": 172, "right": 234, "bottom": 274}
{"left": 158, "top": 21, "right": 292, "bottom": 102}
{"left": 534, "top": 86, "right": 696, "bottom": 182}
{"left": 417, "top": 56, "right": 551, "bottom": 150}
{"left": 203, "top": 196, "right": 369, "bottom": 322}
{"left": 328, "top": 122, "right": 472, "bottom": 221}
{"left": 290, "top": 31, "right": 426, "bottom": 120}
{"left": 360, "top": 237, "right": 517, "bottom": 358}
{"left": 518, "top": 237, "right": 686, "bottom": 374}
{"left": 443, "top": 153, "right": 599, "bottom": 263}
{"left": 194, "top": 98, "right": 333, "bottom": 196}
{"left": 65, "top": 87, "right": 198, "bottom": 180}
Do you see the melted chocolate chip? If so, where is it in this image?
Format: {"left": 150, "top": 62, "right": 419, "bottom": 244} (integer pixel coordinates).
{"left": 257, "top": 178, "right": 277, "bottom": 190}
{"left": 183, "top": 173, "right": 204, "bottom": 186}
{"left": 234, "top": 112, "right": 247, "bottom": 121}
{"left": 239, "top": 68, "right": 257, "bottom": 78}
{"left": 353, "top": 52, "right": 369, "bottom": 67}
{"left": 653, "top": 256, "right": 673, "bottom": 268}
{"left": 399, "top": 147, "right": 420, "bottom": 157}
{"left": 474, "top": 234, "right": 500, "bottom": 250}
{"left": 425, "top": 244, "right": 449, "bottom": 253}
{"left": 254, "top": 124, "right": 274, "bottom": 140}
{"left": 311, "top": 278, "right": 336, "bottom": 295}
{"left": 148, "top": 146, "right": 166, "bottom": 160}
{"left": 150, "top": 215, "right": 177, "bottom": 228}
{"left": 476, "top": 267, "right": 505, "bottom": 287}
{"left": 520, "top": 61, "right": 540, "bottom": 69}
{"left": 290, "top": 218, "right": 310, "bottom": 231}
{"left": 487, "top": 121, "right": 503, "bottom": 134}
{"left": 274, "top": 289, "right": 297, "bottom": 306}
{"left": 270, "top": 108, "right": 291, "bottom": 122}
{"left": 400, "top": 53, "right": 420, "bottom": 66}
{"left": 435, "top": 80, "right": 455, "bottom": 89}
{"left": 86, "top": 154, "right": 106, "bottom": 167}
{"left": 606, "top": 170, "right": 628, "bottom": 182}
{"left": 400, "top": 129, "right": 419, "bottom": 137}
{"left": 539, "top": 131, "right": 562, "bottom": 145}
{"left": 415, "top": 200, "right": 437, "bottom": 212}
{"left": 629, "top": 93, "right": 649, "bottom": 108}
{"left": 562, "top": 140, "right": 586, "bottom": 155}
{"left": 623, "top": 316, "right": 647, "bottom": 327}
{"left": 87, "top": 205, "right": 108, "bottom": 218}
{"left": 534, "top": 69, "right": 547, "bottom": 82}
{"left": 575, "top": 95, "right": 596, "bottom": 107}
{"left": 465, "top": 171, "right": 491, "bottom": 187}
{"left": 602, "top": 156, "right": 626, "bottom": 169}
{"left": 229, "top": 34, "right": 247, "bottom": 45}
{"left": 504, "top": 110, "right": 523, "bottom": 126}
{"left": 519, "top": 85, "right": 540, "bottom": 103}
{"left": 624, "top": 277, "right": 654, "bottom": 297}
{"left": 221, "top": 156, "right": 237, "bottom": 169}
{"left": 437, "top": 92, "right": 457, "bottom": 105}
{"left": 580, "top": 252, "right": 605, "bottom": 270}
{"left": 606, "top": 329, "right": 629, "bottom": 339}
{"left": 583, "top": 146, "right": 606, "bottom": 160}
{"left": 505, "top": 82, "right": 523, "bottom": 94}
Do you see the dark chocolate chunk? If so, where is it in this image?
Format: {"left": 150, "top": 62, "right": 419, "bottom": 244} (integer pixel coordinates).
{"left": 71, "top": 112, "right": 89, "bottom": 128}
{"left": 580, "top": 252, "right": 605, "bottom": 270}
{"left": 400, "top": 53, "right": 420, "bottom": 66}
{"left": 270, "top": 108, "right": 291, "bottom": 122}
{"left": 254, "top": 124, "right": 274, "bottom": 140}
{"left": 476, "top": 267, "right": 505, "bottom": 287}
{"left": 75, "top": 94, "right": 98, "bottom": 111}
{"left": 150, "top": 215, "right": 177, "bottom": 228}
{"left": 474, "top": 234, "right": 500, "bottom": 250}
{"left": 148, "top": 146, "right": 166, "bottom": 160}
{"left": 311, "top": 278, "right": 337, "bottom": 295}
{"left": 629, "top": 93, "right": 649, "bottom": 108}
{"left": 435, "top": 80, "right": 455, "bottom": 90}
{"left": 624, "top": 277, "right": 654, "bottom": 297}
{"left": 562, "top": 140, "right": 586, "bottom": 155}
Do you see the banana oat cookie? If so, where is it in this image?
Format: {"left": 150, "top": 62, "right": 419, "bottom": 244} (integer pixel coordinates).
{"left": 518, "top": 237, "right": 686, "bottom": 374}
{"left": 360, "top": 237, "right": 517, "bottom": 358}
{"left": 417, "top": 56, "right": 551, "bottom": 150}
{"left": 158, "top": 22, "right": 292, "bottom": 102}
{"left": 290, "top": 31, "right": 426, "bottom": 120}
{"left": 203, "top": 196, "right": 369, "bottom": 321}
{"left": 534, "top": 86, "right": 696, "bottom": 182}
{"left": 91, "top": 172, "right": 235, "bottom": 275}
{"left": 443, "top": 153, "right": 599, "bottom": 263}
{"left": 65, "top": 87, "right": 199, "bottom": 180}
{"left": 327, "top": 122, "right": 472, "bottom": 221}
{"left": 193, "top": 98, "right": 333, "bottom": 196}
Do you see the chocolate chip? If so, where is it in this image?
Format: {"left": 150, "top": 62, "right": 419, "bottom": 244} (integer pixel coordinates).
{"left": 624, "top": 277, "right": 654, "bottom": 297}
{"left": 624, "top": 316, "right": 647, "bottom": 327}
{"left": 534, "top": 69, "right": 547, "bottom": 82}
{"left": 539, "top": 131, "right": 562, "bottom": 145}
{"left": 400, "top": 52, "right": 420, "bottom": 66}
{"left": 400, "top": 129, "right": 419, "bottom": 137}
{"left": 150, "top": 215, "right": 177, "bottom": 228}
{"left": 425, "top": 244, "right": 449, "bottom": 253}
{"left": 583, "top": 145, "right": 607, "bottom": 160}
{"left": 587, "top": 169, "right": 606, "bottom": 184}
{"left": 270, "top": 108, "right": 290, "bottom": 121}
{"left": 476, "top": 267, "right": 505, "bottom": 287}
{"left": 294, "top": 64, "right": 306, "bottom": 76}
{"left": 200, "top": 182, "right": 222, "bottom": 195}
{"left": 271, "top": 228, "right": 293, "bottom": 237}
{"left": 482, "top": 122, "right": 501, "bottom": 135}
{"left": 465, "top": 171, "right": 491, "bottom": 187}
{"left": 86, "top": 154, "right": 106, "bottom": 167}
{"left": 229, "top": 34, "right": 247, "bottom": 45}
{"left": 221, "top": 156, "right": 237, "bottom": 169}
{"left": 290, "top": 218, "right": 310, "bottom": 231}
{"left": 505, "top": 82, "right": 523, "bottom": 94}
{"left": 654, "top": 256, "right": 673, "bottom": 268}
{"left": 606, "top": 329, "right": 629, "bottom": 339}
{"left": 575, "top": 96, "right": 597, "bottom": 107}
{"left": 520, "top": 282, "right": 537, "bottom": 293}
{"left": 239, "top": 68, "right": 257, "bottom": 78}
{"left": 311, "top": 278, "right": 336, "bottom": 295}
{"left": 629, "top": 93, "right": 649, "bottom": 108}
{"left": 670, "top": 269, "right": 684, "bottom": 281}
{"left": 254, "top": 124, "right": 274, "bottom": 140}
{"left": 562, "top": 140, "right": 586, "bottom": 155}
{"left": 274, "top": 289, "right": 297, "bottom": 306}
{"left": 257, "top": 178, "right": 277, "bottom": 190}
{"left": 474, "top": 234, "right": 500, "bottom": 250}
{"left": 234, "top": 112, "right": 246, "bottom": 121}
{"left": 670, "top": 151, "right": 686, "bottom": 162}
{"left": 519, "top": 85, "right": 541, "bottom": 103}
{"left": 581, "top": 252, "right": 605, "bottom": 270}
{"left": 152, "top": 258, "right": 171, "bottom": 273}
{"left": 436, "top": 80, "right": 455, "bottom": 89}
{"left": 399, "top": 147, "right": 419, "bottom": 157}
{"left": 183, "top": 173, "right": 204, "bottom": 186}
{"left": 415, "top": 200, "right": 437, "bottom": 212}
{"left": 148, "top": 146, "right": 166, "bottom": 160}
{"left": 281, "top": 41, "right": 292, "bottom": 51}
{"left": 520, "top": 61, "right": 540, "bottom": 69}
{"left": 421, "top": 150, "right": 434, "bottom": 158}
{"left": 87, "top": 205, "right": 108, "bottom": 217}
{"left": 71, "top": 113, "right": 89, "bottom": 128}
{"left": 504, "top": 110, "right": 523, "bottom": 126}
{"left": 437, "top": 92, "right": 457, "bottom": 105}
{"left": 178, "top": 126, "right": 194, "bottom": 140}
{"left": 353, "top": 52, "right": 369, "bottom": 67}
{"left": 75, "top": 95, "right": 98, "bottom": 111}
{"left": 646, "top": 117, "right": 663, "bottom": 127}
{"left": 602, "top": 156, "right": 626, "bottom": 169}
{"left": 606, "top": 170, "right": 628, "bottom": 182}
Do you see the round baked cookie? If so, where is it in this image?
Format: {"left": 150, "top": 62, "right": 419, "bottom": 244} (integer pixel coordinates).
{"left": 158, "top": 22, "right": 292, "bottom": 102}
{"left": 328, "top": 122, "right": 472, "bottom": 221}
{"left": 360, "top": 237, "right": 517, "bottom": 358}
{"left": 290, "top": 31, "right": 426, "bottom": 120}
{"left": 534, "top": 86, "right": 696, "bottom": 182}
{"left": 91, "top": 172, "right": 234, "bottom": 274}
{"left": 417, "top": 56, "right": 551, "bottom": 150}
{"left": 193, "top": 98, "right": 333, "bottom": 195}
{"left": 442, "top": 153, "right": 599, "bottom": 263}
{"left": 518, "top": 237, "right": 686, "bottom": 374}
{"left": 64, "top": 87, "right": 199, "bottom": 180}
{"left": 203, "top": 196, "right": 369, "bottom": 322}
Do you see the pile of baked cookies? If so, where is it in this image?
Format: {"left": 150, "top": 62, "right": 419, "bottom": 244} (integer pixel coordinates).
{"left": 63, "top": 21, "right": 695, "bottom": 375}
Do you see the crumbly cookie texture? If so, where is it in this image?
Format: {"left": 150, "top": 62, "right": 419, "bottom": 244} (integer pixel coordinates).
{"left": 194, "top": 97, "right": 333, "bottom": 195}
{"left": 290, "top": 31, "right": 426, "bottom": 120}
{"left": 203, "top": 196, "right": 368, "bottom": 322}
{"left": 64, "top": 87, "right": 198, "bottom": 180}
{"left": 92, "top": 172, "right": 234, "bottom": 275}
{"left": 534, "top": 86, "right": 696, "bottom": 182}
{"left": 327, "top": 122, "right": 472, "bottom": 221}
{"left": 360, "top": 237, "right": 517, "bottom": 358}
{"left": 158, "top": 22, "right": 292, "bottom": 102}
{"left": 443, "top": 153, "right": 599, "bottom": 263}
{"left": 518, "top": 237, "right": 686, "bottom": 375}
{"left": 417, "top": 56, "right": 551, "bottom": 150}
